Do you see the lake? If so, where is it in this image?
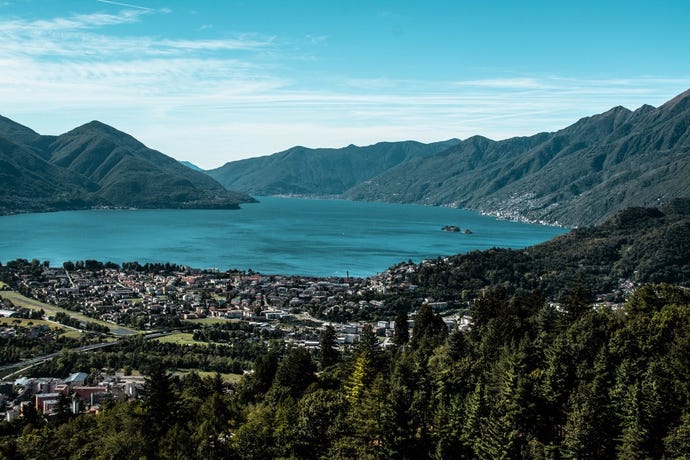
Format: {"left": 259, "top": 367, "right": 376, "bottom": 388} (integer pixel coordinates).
{"left": 0, "top": 197, "right": 567, "bottom": 277}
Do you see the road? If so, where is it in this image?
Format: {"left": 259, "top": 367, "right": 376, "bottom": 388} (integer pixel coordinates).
{"left": 0, "top": 331, "right": 174, "bottom": 379}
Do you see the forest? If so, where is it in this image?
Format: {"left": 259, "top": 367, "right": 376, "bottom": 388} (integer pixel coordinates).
{"left": 1, "top": 281, "right": 689, "bottom": 459}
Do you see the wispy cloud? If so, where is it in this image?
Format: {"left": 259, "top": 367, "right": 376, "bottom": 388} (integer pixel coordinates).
{"left": 0, "top": 9, "right": 273, "bottom": 60}
{"left": 454, "top": 78, "right": 544, "bottom": 89}
{"left": 95, "top": 0, "right": 155, "bottom": 12}
{"left": 0, "top": 10, "right": 146, "bottom": 33}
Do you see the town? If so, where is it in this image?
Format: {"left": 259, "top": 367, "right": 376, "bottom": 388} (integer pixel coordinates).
{"left": 0, "top": 258, "right": 471, "bottom": 421}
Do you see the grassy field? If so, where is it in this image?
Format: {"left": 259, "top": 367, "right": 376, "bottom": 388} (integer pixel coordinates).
{"left": 0, "top": 316, "right": 83, "bottom": 339}
{"left": 0, "top": 291, "right": 137, "bottom": 336}
{"left": 0, "top": 317, "right": 62, "bottom": 329}
{"left": 154, "top": 332, "right": 211, "bottom": 346}
{"left": 173, "top": 369, "right": 243, "bottom": 384}
{"left": 60, "top": 330, "right": 85, "bottom": 339}
{"left": 186, "top": 317, "right": 240, "bottom": 326}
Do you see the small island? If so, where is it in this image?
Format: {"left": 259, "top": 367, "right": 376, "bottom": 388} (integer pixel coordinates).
{"left": 442, "top": 225, "right": 472, "bottom": 234}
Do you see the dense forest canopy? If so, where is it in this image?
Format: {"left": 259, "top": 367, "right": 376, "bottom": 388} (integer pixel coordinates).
{"left": 1, "top": 283, "right": 689, "bottom": 459}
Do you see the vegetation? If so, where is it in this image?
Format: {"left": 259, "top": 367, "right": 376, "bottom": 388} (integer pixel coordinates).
{"left": 0, "top": 116, "right": 253, "bottom": 215}
{"left": 207, "top": 139, "right": 460, "bottom": 196}
{"left": 2, "top": 282, "right": 689, "bottom": 459}
{"left": 405, "top": 199, "right": 690, "bottom": 302}
{"left": 155, "top": 333, "right": 209, "bottom": 346}
{"left": 209, "top": 89, "right": 690, "bottom": 227}
{"left": 0, "top": 291, "right": 133, "bottom": 335}
{"left": 0, "top": 326, "right": 99, "bottom": 368}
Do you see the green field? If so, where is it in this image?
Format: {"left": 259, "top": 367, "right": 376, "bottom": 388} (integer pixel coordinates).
{"left": 0, "top": 317, "right": 63, "bottom": 330}
{"left": 173, "top": 369, "right": 243, "bottom": 384}
{"left": 0, "top": 291, "right": 137, "bottom": 336}
{"left": 154, "top": 332, "right": 210, "bottom": 346}
{"left": 0, "top": 281, "right": 8, "bottom": 289}
{"left": 186, "top": 317, "right": 240, "bottom": 325}
{"left": 60, "top": 330, "right": 85, "bottom": 339}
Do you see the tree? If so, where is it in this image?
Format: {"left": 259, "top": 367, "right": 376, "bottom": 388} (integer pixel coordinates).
{"left": 239, "top": 352, "right": 279, "bottom": 403}
{"left": 345, "top": 324, "right": 381, "bottom": 405}
{"left": 192, "top": 392, "right": 232, "bottom": 460}
{"left": 319, "top": 325, "right": 339, "bottom": 368}
{"left": 664, "top": 412, "right": 690, "bottom": 458}
{"left": 411, "top": 303, "right": 447, "bottom": 351}
{"left": 272, "top": 347, "right": 317, "bottom": 399}
{"left": 232, "top": 403, "right": 277, "bottom": 460}
{"left": 563, "top": 273, "right": 592, "bottom": 322}
{"left": 292, "top": 389, "right": 348, "bottom": 459}
{"left": 357, "top": 323, "right": 379, "bottom": 357}
{"left": 140, "top": 362, "right": 178, "bottom": 441}
{"left": 393, "top": 310, "right": 410, "bottom": 347}
{"left": 447, "top": 329, "right": 469, "bottom": 361}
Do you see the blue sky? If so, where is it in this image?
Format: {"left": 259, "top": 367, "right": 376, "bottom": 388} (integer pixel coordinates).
{"left": 1, "top": 0, "right": 689, "bottom": 168}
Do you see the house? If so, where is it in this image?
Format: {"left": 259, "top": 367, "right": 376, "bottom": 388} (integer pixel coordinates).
{"left": 71, "top": 386, "right": 108, "bottom": 410}
{"left": 35, "top": 393, "right": 61, "bottom": 414}
{"left": 64, "top": 372, "right": 89, "bottom": 386}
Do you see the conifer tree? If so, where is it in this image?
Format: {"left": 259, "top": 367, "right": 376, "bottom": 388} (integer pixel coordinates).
{"left": 393, "top": 309, "right": 410, "bottom": 347}
{"left": 319, "top": 324, "right": 339, "bottom": 368}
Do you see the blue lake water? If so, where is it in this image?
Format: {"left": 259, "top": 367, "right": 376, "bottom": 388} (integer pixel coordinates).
{"left": 0, "top": 197, "right": 567, "bottom": 277}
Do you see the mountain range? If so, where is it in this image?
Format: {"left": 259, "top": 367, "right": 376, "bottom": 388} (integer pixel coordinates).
{"left": 0, "top": 117, "right": 254, "bottom": 215}
{"left": 208, "top": 89, "right": 690, "bottom": 227}
{"left": 3, "top": 89, "right": 689, "bottom": 225}
{"left": 206, "top": 139, "right": 461, "bottom": 196}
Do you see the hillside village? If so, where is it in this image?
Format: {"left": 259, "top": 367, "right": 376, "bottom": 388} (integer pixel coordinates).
{"left": 1, "top": 260, "right": 469, "bottom": 336}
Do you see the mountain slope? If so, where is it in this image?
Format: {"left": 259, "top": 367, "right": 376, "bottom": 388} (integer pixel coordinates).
{"left": 180, "top": 161, "right": 204, "bottom": 172}
{"left": 48, "top": 121, "right": 253, "bottom": 208}
{"left": 0, "top": 135, "right": 101, "bottom": 214}
{"left": 207, "top": 139, "right": 460, "bottom": 196}
{"left": 346, "top": 89, "right": 690, "bottom": 226}
{"left": 399, "top": 198, "right": 690, "bottom": 302}
{"left": 0, "top": 118, "right": 254, "bottom": 214}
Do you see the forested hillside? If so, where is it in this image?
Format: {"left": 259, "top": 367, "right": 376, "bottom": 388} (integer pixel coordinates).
{"left": 207, "top": 139, "right": 460, "bottom": 196}
{"left": 2, "top": 283, "right": 689, "bottom": 459}
{"left": 0, "top": 117, "right": 254, "bottom": 214}
{"left": 347, "top": 89, "right": 690, "bottom": 226}
{"left": 403, "top": 199, "right": 690, "bottom": 304}
{"left": 204, "top": 89, "right": 690, "bottom": 227}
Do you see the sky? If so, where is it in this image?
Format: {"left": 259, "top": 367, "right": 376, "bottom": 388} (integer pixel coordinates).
{"left": 1, "top": 1, "right": 689, "bottom": 169}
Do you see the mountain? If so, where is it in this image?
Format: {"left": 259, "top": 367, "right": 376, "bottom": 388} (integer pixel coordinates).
{"left": 179, "top": 161, "right": 204, "bottom": 172}
{"left": 346, "top": 89, "right": 690, "bottom": 226}
{"left": 0, "top": 116, "right": 102, "bottom": 213}
{"left": 207, "top": 139, "right": 460, "bottom": 196}
{"left": 0, "top": 117, "right": 254, "bottom": 214}
{"left": 205, "top": 89, "right": 690, "bottom": 227}
{"left": 401, "top": 198, "right": 690, "bottom": 302}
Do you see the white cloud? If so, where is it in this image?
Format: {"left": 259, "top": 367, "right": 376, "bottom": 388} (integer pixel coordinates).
{"left": 0, "top": 10, "right": 146, "bottom": 34}
{"left": 95, "top": 0, "right": 155, "bottom": 11}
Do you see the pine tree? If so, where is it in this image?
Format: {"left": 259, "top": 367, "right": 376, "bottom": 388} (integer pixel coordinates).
{"left": 616, "top": 382, "right": 647, "bottom": 460}
{"left": 140, "top": 361, "right": 178, "bottom": 441}
{"left": 563, "top": 273, "right": 592, "bottom": 323}
{"left": 319, "top": 324, "right": 339, "bottom": 368}
{"left": 393, "top": 309, "right": 410, "bottom": 347}
{"left": 272, "top": 347, "right": 317, "bottom": 399}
